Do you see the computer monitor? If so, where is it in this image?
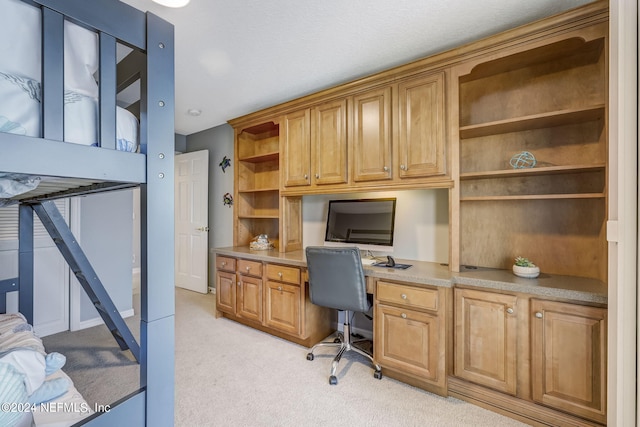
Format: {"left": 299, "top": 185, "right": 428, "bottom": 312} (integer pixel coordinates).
{"left": 323, "top": 198, "right": 396, "bottom": 253}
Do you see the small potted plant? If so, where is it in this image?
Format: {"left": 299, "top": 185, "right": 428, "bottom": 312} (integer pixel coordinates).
{"left": 513, "top": 256, "right": 540, "bottom": 278}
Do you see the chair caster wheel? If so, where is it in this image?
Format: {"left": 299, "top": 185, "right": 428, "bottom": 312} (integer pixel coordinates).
{"left": 374, "top": 370, "right": 382, "bottom": 380}
{"left": 329, "top": 375, "right": 338, "bottom": 385}
{"left": 306, "top": 353, "right": 314, "bottom": 361}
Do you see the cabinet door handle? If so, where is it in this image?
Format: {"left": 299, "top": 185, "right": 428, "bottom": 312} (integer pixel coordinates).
{"left": 401, "top": 294, "right": 407, "bottom": 300}
{"left": 304, "top": 174, "right": 308, "bottom": 179}
{"left": 383, "top": 166, "right": 388, "bottom": 172}
{"left": 400, "top": 164, "right": 407, "bottom": 171}
{"left": 237, "top": 281, "right": 241, "bottom": 287}
{"left": 277, "top": 286, "right": 282, "bottom": 291}
{"left": 535, "top": 312, "right": 543, "bottom": 318}
{"left": 401, "top": 313, "right": 407, "bottom": 319}
{"left": 315, "top": 173, "right": 320, "bottom": 179}
{"left": 506, "top": 308, "right": 514, "bottom": 314}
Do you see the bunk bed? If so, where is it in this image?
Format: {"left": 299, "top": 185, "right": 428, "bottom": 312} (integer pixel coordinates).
{"left": 0, "top": 0, "right": 175, "bottom": 426}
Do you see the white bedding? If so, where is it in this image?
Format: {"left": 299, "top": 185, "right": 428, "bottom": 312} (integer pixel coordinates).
{"left": 0, "top": 313, "right": 92, "bottom": 427}
{"left": 0, "top": 0, "right": 139, "bottom": 151}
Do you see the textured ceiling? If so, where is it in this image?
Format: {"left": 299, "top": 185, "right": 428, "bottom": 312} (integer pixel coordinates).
{"left": 120, "top": 0, "right": 595, "bottom": 136}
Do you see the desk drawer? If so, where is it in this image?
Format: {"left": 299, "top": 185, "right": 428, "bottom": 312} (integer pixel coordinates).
{"left": 266, "top": 264, "right": 301, "bottom": 285}
{"left": 237, "top": 259, "right": 263, "bottom": 277}
{"left": 376, "top": 281, "right": 438, "bottom": 311}
{"left": 216, "top": 256, "right": 236, "bottom": 272}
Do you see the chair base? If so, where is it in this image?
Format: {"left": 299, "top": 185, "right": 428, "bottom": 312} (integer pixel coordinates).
{"left": 307, "top": 311, "right": 382, "bottom": 385}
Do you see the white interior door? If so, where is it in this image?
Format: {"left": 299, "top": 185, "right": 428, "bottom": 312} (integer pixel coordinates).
{"left": 175, "top": 150, "right": 209, "bottom": 293}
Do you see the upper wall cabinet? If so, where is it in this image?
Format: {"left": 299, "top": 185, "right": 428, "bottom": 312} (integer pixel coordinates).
{"left": 397, "top": 71, "right": 446, "bottom": 179}
{"left": 351, "top": 86, "right": 393, "bottom": 182}
{"left": 282, "top": 100, "right": 348, "bottom": 189}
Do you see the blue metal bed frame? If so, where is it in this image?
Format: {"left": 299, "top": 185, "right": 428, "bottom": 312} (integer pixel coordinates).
{"left": 0, "top": 1, "right": 175, "bottom": 425}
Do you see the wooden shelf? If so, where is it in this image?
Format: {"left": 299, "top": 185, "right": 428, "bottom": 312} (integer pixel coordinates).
{"left": 238, "top": 152, "right": 279, "bottom": 163}
{"left": 238, "top": 214, "right": 279, "bottom": 219}
{"left": 460, "top": 193, "right": 605, "bottom": 202}
{"left": 459, "top": 105, "right": 605, "bottom": 139}
{"left": 238, "top": 187, "right": 279, "bottom": 194}
{"left": 460, "top": 164, "right": 606, "bottom": 180}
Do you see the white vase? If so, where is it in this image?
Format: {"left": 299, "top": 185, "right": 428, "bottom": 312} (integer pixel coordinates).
{"left": 513, "top": 264, "right": 540, "bottom": 278}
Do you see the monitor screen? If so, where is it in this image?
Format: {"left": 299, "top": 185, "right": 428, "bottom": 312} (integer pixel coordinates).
{"left": 324, "top": 198, "right": 396, "bottom": 249}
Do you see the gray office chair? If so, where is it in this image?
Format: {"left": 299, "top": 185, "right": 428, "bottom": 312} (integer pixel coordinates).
{"left": 305, "top": 246, "right": 382, "bottom": 385}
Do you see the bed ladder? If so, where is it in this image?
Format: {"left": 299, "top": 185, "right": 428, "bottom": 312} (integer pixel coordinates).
{"left": 29, "top": 200, "right": 141, "bottom": 362}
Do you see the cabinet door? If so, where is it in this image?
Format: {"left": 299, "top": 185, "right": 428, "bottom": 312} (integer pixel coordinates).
{"left": 374, "top": 303, "right": 441, "bottom": 382}
{"left": 352, "top": 86, "right": 392, "bottom": 182}
{"left": 454, "top": 288, "right": 517, "bottom": 395}
{"left": 311, "top": 99, "right": 348, "bottom": 185}
{"left": 282, "top": 109, "right": 311, "bottom": 187}
{"left": 216, "top": 270, "right": 236, "bottom": 314}
{"left": 264, "top": 281, "right": 301, "bottom": 336}
{"left": 236, "top": 275, "right": 262, "bottom": 322}
{"left": 398, "top": 72, "right": 445, "bottom": 178}
{"left": 531, "top": 299, "right": 607, "bottom": 423}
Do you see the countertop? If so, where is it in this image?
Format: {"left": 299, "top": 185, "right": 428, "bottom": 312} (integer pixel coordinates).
{"left": 213, "top": 246, "right": 607, "bottom": 305}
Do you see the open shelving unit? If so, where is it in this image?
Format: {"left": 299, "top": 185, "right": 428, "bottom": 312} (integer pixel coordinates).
{"left": 234, "top": 121, "right": 281, "bottom": 248}
{"left": 456, "top": 34, "right": 608, "bottom": 282}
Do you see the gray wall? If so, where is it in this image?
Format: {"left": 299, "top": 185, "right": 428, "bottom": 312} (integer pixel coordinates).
{"left": 186, "top": 124, "right": 235, "bottom": 288}
{"left": 79, "top": 190, "right": 133, "bottom": 321}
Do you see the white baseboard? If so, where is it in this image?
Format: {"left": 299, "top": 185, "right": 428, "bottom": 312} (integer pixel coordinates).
{"left": 77, "top": 308, "right": 135, "bottom": 331}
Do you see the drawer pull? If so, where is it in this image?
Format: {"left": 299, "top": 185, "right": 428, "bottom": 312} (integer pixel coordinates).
{"left": 506, "top": 308, "right": 514, "bottom": 314}
{"left": 277, "top": 286, "right": 282, "bottom": 291}
{"left": 401, "top": 294, "right": 407, "bottom": 300}
{"left": 237, "top": 281, "right": 241, "bottom": 287}
{"left": 535, "top": 312, "right": 543, "bottom": 319}
{"left": 278, "top": 272, "right": 283, "bottom": 278}
{"left": 221, "top": 261, "right": 226, "bottom": 267}
{"left": 401, "top": 313, "right": 407, "bottom": 319}
{"left": 246, "top": 266, "right": 251, "bottom": 271}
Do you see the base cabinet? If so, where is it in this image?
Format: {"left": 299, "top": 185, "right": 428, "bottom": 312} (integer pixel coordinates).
{"left": 454, "top": 288, "right": 517, "bottom": 395}
{"left": 374, "top": 280, "right": 447, "bottom": 395}
{"left": 531, "top": 299, "right": 607, "bottom": 424}
{"left": 452, "top": 287, "right": 607, "bottom": 425}
{"left": 215, "top": 255, "right": 332, "bottom": 347}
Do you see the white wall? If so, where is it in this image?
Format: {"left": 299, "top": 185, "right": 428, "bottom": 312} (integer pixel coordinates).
{"left": 303, "top": 189, "right": 449, "bottom": 263}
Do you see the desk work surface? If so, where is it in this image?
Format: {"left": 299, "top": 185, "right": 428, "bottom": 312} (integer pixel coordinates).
{"left": 213, "top": 247, "right": 607, "bottom": 305}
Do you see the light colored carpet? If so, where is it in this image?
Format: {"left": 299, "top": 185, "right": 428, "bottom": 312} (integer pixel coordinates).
{"left": 45, "top": 288, "right": 530, "bottom": 426}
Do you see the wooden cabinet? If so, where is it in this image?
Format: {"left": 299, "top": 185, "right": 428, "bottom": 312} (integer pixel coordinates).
{"left": 397, "top": 71, "right": 446, "bottom": 179}
{"left": 455, "top": 25, "right": 608, "bottom": 281}
{"left": 215, "top": 256, "right": 332, "bottom": 347}
{"left": 452, "top": 287, "right": 607, "bottom": 425}
{"left": 312, "top": 99, "right": 348, "bottom": 185}
{"left": 282, "top": 100, "right": 348, "bottom": 189}
{"left": 281, "top": 109, "right": 311, "bottom": 187}
{"left": 374, "top": 280, "right": 447, "bottom": 395}
{"left": 531, "top": 299, "right": 607, "bottom": 424}
{"left": 454, "top": 288, "right": 517, "bottom": 395}
{"left": 264, "top": 263, "right": 302, "bottom": 335}
{"left": 351, "top": 86, "right": 392, "bottom": 182}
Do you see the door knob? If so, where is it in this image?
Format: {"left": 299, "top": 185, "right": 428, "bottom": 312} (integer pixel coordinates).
{"left": 197, "top": 226, "right": 209, "bottom": 232}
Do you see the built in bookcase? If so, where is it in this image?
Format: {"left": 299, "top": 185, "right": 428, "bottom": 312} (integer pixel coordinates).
{"left": 457, "top": 32, "right": 607, "bottom": 281}
{"left": 234, "top": 122, "right": 281, "bottom": 248}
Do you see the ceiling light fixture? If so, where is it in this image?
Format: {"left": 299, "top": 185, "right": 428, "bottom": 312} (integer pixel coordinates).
{"left": 187, "top": 109, "right": 202, "bottom": 117}
{"left": 152, "top": 0, "right": 190, "bottom": 8}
